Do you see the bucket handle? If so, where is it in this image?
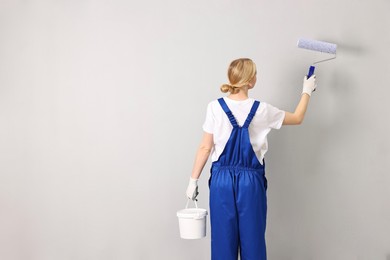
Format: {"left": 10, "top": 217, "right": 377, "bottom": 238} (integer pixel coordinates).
{"left": 185, "top": 198, "right": 198, "bottom": 209}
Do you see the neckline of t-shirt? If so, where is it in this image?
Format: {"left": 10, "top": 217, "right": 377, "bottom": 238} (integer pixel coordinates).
{"left": 223, "top": 96, "right": 253, "bottom": 104}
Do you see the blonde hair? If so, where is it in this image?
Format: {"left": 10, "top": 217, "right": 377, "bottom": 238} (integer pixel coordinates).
{"left": 221, "top": 58, "right": 257, "bottom": 94}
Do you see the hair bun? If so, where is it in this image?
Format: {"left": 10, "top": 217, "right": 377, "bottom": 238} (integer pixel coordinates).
{"left": 220, "top": 83, "right": 241, "bottom": 94}
{"left": 220, "top": 84, "right": 232, "bottom": 93}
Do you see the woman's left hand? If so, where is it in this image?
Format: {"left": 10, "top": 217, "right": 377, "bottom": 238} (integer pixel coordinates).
{"left": 186, "top": 177, "right": 199, "bottom": 200}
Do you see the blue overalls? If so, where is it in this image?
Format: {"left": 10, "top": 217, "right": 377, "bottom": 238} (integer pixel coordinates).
{"left": 209, "top": 98, "right": 268, "bottom": 260}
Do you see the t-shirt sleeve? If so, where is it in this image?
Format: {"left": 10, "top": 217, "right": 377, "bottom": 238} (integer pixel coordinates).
{"left": 265, "top": 103, "right": 285, "bottom": 129}
{"left": 202, "top": 102, "right": 214, "bottom": 134}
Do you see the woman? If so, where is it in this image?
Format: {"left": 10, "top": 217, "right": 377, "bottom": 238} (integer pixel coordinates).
{"left": 186, "top": 58, "right": 316, "bottom": 260}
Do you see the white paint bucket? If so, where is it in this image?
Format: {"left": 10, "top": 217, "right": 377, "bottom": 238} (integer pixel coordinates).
{"left": 177, "top": 200, "right": 208, "bottom": 239}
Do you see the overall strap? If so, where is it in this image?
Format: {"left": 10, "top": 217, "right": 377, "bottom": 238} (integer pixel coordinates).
{"left": 243, "top": 100, "right": 260, "bottom": 128}
{"left": 217, "top": 98, "right": 239, "bottom": 128}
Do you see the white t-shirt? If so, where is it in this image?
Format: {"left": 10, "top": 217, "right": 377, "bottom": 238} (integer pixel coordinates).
{"left": 202, "top": 97, "right": 285, "bottom": 164}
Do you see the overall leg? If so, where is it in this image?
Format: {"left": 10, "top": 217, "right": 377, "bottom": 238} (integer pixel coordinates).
{"left": 209, "top": 168, "right": 239, "bottom": 260}
{"left": 236, "top": 170, "right": 268, "bottom": 260}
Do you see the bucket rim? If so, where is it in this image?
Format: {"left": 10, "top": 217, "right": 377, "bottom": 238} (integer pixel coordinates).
{"left": 177, "top": 208, "right": 208, "bottom": 218}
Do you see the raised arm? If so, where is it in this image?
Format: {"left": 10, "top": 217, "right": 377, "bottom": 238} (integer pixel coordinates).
{"left": 283, "top": 76, "right": 317, "bottom": 125}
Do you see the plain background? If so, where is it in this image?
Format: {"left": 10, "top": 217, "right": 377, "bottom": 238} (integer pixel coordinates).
{"left": 1, "top": 0, "right": 390, "bottom": 259}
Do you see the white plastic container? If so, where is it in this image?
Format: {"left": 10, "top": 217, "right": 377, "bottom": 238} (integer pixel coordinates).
{"left": 177, "top": 200, "right": 208, "bottom": 239}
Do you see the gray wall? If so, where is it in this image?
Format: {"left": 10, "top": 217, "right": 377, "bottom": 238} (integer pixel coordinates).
{"left": 1, "top": 0, "right": 389, "bottom": 259}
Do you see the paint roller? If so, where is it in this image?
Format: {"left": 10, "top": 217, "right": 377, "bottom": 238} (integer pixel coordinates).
{"left": 297, "top": 38, "right": 337, "bottom": 78}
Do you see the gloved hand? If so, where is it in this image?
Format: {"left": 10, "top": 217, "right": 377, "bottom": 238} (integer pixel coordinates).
{"left": 186, "top": 177, "right": 199, "bottom": 201}
{"left": 302, "top": 75, "right": 317, "bottom": 96}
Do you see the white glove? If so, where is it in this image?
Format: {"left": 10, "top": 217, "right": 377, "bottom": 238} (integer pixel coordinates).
{"left": 302, "top": 75, "right": 317, "bottom": 96}
{"left": 186, "top": 177, "right": 199, "bottom": 201}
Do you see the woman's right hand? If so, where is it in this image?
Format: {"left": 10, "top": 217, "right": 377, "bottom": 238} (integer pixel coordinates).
{"left": 302, "top": 75, "right": 317, "bottom": 96}
{"left": 186, "top": 177, "right": 199, "bottom": 200}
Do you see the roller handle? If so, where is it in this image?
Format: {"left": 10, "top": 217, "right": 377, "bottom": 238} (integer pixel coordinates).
{"left": 307, "top": 66, "right": 315, "bottom": 78}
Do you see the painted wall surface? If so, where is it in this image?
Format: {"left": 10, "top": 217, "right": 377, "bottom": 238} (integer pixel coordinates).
{"left": 1, "top": 0, "right": 389, "bottom": 259}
